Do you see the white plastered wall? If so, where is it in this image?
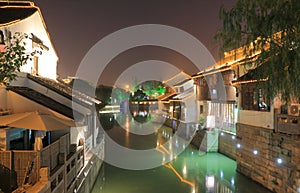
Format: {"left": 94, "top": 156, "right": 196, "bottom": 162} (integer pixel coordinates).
{"left": 1, "top": 11, "right": 58, "bottom": 80}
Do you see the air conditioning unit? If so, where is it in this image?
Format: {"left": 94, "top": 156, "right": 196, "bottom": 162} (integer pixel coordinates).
{"left": 288, "top": 104, "right": 300, "bottom": 116}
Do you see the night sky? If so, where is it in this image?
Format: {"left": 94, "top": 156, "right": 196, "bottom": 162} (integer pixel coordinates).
{"left": 32, "top": 0, "right": 235, "bottom": 85}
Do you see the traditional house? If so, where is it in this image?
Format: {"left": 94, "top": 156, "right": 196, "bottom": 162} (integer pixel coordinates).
{"left": 0, "top": 2, "right": 104, "bottom": 193}
{"left": 158, "top": 72, "right": 195, "bottom": 129}
{"left": 192, "top": 66, "right": 237, "bottom": 133}
{"left": 218, "top": 43, "right": 300, "bottom": 192}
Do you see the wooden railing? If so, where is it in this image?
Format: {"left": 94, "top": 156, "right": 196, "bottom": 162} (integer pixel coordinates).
{"left": 0, "top": 150, "right": 39, "bottom": 192}
{"left": 49, "top": 165, "right": 64, "bottom": 193}
{"left": 275, "top": 114, "right": 300, "bottom": 134}
{"left": 0, "top": 132, "right": 104, "bottom": 193}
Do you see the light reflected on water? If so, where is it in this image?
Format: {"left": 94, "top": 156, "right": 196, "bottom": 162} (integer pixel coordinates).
{"left": 182, "top": 164, "right": 187, "bottom": 177}
{"left": 94, "top": 112, "right": 273, "bottom": 193}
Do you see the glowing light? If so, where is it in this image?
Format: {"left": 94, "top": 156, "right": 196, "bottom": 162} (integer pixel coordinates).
{"left": 183, "top": 165, "right": 187, "bottom": 176}
{"left": 220, "top": 170, "right": 224, "bottom": 179}
{"left": 191, "top": 187, "right": 196, "bottom": 193}
{"left": 164, "top": 163, "right": 195, "bottom": 187}
{"left": 231, "top": 177, "right": 235, "bottom": 185}
{"left": 232, "top": 135, "right": 236, "bottom": 140}
{"left": 253, "top": 150, "right": 258, "bottom": 155}
{"left": 220, "top": 132, "right": 224, "bottom": 136}
{"left": 276, "top": 158, "right": 283, "bottom": 164}
{"left": 206, "top": 175, "right": 215, "bottom": 189}
{"left": 236, "top": 143, "right": 241, "bottom": 149}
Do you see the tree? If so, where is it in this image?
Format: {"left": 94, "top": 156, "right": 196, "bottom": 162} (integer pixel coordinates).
{"left": 0, "top": 32, "right": 36, "bottom": 85}
{"left": 130, "top": 89, "right": 147, "bottom": 101}
{"left": 215, "top": 0, "right": 300, "bottom": 102}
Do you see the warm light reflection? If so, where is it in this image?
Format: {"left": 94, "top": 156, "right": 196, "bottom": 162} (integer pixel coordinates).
{"left": 164, "top": 163, "right": 195, "bottom": 187}
{"left": 125, "top": 116, "right": 130, "bottom": 129}
{"left": 160, "top": 145, "right": 171, "bottom": 155}
{"left": 156, "top": 143, "right": 195, "bottom": 189}
{"left": 183, "top": 164, "right": 187, "bottom": 176}
{"left": 156, "top": 147, "right": 165, "bottom": 155}
{"left": 191, "top": 186, "right": 196, "bottom": 193}
{"left": 206, "top": 175, "right": 215, "bottom": 189}
{"left": 169, "top": 141, "right": 172, "bottom": 150}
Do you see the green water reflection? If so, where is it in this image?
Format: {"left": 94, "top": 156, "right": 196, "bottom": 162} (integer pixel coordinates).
{"left": 92, "top": 112, "right": 272, "bottom": 193}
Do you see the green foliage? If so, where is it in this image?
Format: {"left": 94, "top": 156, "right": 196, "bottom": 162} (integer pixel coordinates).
{"left": 96, "top": 84, "right": 113, "bottom": 103}
{"left": 134, "top": 81, "right": 165, "bottom": 98}
{"left": 111, "top": 87, "right": 129, "bottom": 102}
{"left": 130, "top": 89, "right": 147, "bottom": 101}
{"left": 215, "top": 0, "right": 300, "bottom": 102}
{"left": 199, "top": 115, "right": 206, "bottom": 124}
{"left": 0, "top": 32, "right": 37, "bottom": 85}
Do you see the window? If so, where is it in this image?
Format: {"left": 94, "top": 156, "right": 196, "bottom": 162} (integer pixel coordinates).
{"left": 241, "top": 83, "right": 269, "bottom": 111}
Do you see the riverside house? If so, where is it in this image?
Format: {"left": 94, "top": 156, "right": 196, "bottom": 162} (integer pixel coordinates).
{"left": 0, "top": 2, "right": 104, "bottom": 193}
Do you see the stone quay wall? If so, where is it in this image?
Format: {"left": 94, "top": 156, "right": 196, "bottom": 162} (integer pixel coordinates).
{"left": 236, "top": 123, "right": 300, "bottom": 193}
{"left": 218, "top": 131, "right": 237, "bottom": 160}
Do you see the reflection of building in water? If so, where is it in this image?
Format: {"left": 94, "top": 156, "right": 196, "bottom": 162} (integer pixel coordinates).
{"left": 129, "top": 100, "right": 158, "bottom": 123}
{"left": 205, "top": 175, "right": 233, "bottom": 193}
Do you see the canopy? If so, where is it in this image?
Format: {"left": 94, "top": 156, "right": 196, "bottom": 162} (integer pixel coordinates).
{"left": 0, "top": 111, "right": 76, "bottom": 131}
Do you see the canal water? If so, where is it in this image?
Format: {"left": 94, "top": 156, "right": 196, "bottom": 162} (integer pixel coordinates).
{"left": 92, "top": 112, "right": 272, "bottom": 193}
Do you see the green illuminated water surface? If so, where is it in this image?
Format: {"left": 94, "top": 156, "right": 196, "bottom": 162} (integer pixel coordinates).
{"left": 92, "top": 112, "right": 272, "bottom": 193}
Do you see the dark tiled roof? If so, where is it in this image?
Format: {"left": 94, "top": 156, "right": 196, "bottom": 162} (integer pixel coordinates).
{"left": 0, "top": 2, "right": 37, "bottom": 25}
{"left": 172, "top": 87, "right": 194, "bottom": 100}
{"left": 173, "top": 78, "right": 192, "bottom": 87}
{"left": 8, "top": 86, "right": 83, "bottom": 119}
{"left": 27, "top": 74, "right": 101, "bottom": 108}
{"left": 0, "top": 2, "right": 32, "bottom": 6}
{"left": 233, "top": 65, "right": 267, "bottom": 85}
{"left": 192, "top": 66, "right": 233, "bottom": 78}
{"left": 160, "top": 93, "right": 177, "bottom": 101}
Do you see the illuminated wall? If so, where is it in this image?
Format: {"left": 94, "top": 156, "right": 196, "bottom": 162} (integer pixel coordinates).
{"left": 0, "top": 11, "right": 58, "bottom": 80}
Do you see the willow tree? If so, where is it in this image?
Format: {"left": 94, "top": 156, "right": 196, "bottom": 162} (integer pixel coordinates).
{"left": 0, "top": 32, "right": 36, "bottom": 85}
{"left": 215, "top": 0, "right": 300, "bottom": 103}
